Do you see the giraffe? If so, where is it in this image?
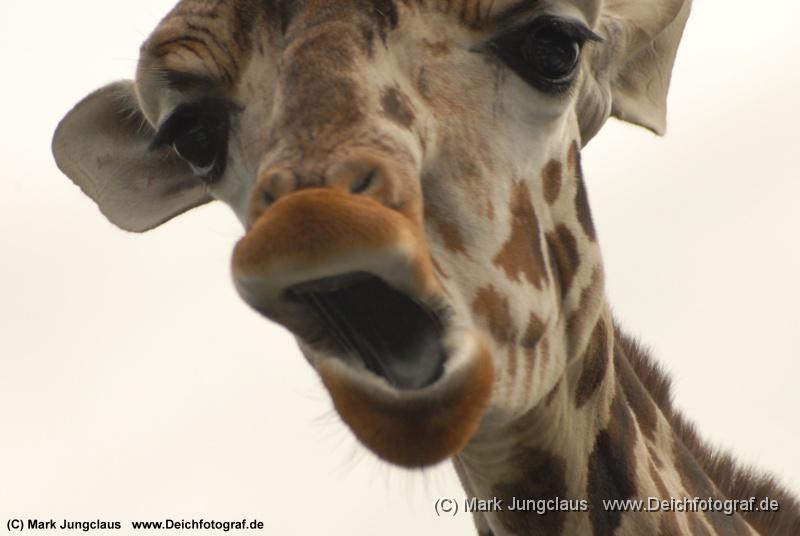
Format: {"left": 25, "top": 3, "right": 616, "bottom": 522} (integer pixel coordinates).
{"left": 51, "top": 0, "right": 800, "bottom": 534}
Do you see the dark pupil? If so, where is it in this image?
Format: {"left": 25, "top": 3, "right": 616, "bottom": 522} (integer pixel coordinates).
{"left": 173, "top": 117, "right": 218, "bottom": 169}
{"left": 525, "top": 27, "right": 579, "bottom": 80}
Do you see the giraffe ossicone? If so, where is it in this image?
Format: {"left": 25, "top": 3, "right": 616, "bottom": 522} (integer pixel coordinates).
{"left": 52, "top": 0, "right": 800, "bottom": 534}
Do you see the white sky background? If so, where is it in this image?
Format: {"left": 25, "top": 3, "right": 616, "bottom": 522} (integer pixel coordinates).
{"left": 1, "top": 1, "right": 798, "bottom": 534}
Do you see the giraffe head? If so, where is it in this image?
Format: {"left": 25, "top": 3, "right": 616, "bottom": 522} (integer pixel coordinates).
{"left": 53, "top": 0, "right": 690, "bottom": 468}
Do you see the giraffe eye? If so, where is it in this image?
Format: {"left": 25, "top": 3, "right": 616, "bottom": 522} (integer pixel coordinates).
{"left": 489, "top": 16, "right": 601, "bottom": 94}
{"left": 150, "top": 98, "right": 234, "bottom": 182}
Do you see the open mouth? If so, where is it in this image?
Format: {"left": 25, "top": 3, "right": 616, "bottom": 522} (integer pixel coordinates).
{"left": 231, "top": 188, "right": 494, "bottom": 466}
{"left": 286, "top": 272, "right": 447, "bottom": 390}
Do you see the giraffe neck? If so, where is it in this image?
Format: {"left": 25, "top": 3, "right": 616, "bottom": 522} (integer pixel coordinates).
{"left": 454, "top": 305, "right": 761, "bottom": 536}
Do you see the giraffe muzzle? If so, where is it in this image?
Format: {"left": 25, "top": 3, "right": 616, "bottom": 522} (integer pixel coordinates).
{"left": 231, "top": 188, "right": 493, "bottom": 466}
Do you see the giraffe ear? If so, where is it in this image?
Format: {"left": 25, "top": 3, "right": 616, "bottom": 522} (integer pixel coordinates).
{"left": 578, "top": 0, "right": 692, "bottom": 143}
{"left": 52, "top": 81, "right": 212, "bottom": 232}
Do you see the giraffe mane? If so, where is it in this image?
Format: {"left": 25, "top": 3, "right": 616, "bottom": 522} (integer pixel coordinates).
{"left": 614, "top": 323, "right": 800, "bottom": 535}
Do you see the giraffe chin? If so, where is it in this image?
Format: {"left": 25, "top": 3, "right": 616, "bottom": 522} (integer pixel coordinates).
{"left": 315, "top": 329, "right": 494, "bottom": 468}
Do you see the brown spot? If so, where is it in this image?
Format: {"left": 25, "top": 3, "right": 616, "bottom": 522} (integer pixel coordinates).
{"left": 521, "top": 312, "right": 545, "bottom": 349}
{"left": 519, "top": 313, "right": 546, "bottom": 400}
{"left": 542, "top": 159, "right": 562, "bottom": 205}
{"left": 570, "top": 142, "right": 596, "bottom": 241}
{"left": 381, "top": 86, "right": 416, "bottom": 129}
{"left": 545, "top": 224, "right": 580, "bottom": 297}
{"left": 574, "top": 320, "right": 610, "bottom": 409}
{"left": 492, "top": 182, "right": 547, "bottom": 289}
{"left": 471, "top": 285, "right": 515, "bottom": 345}
{"left": 486, "top": 198, "right": 495, "bottom": 220}
{"left": 425, "top": 203, "right": 466, "bottom": 255}
{"left": 437, "top": 129, "right": 494, "bottom": 189}
{"left": 493, "top": 449, "right": 568, "bottom": 535}
{"left": 567, "top": 140, "right": 580, "bottom": 175}
{"left": 437, "top": 133, "right": 483, "bottom": 189}
{"left": 574, "top": 177, "right": 596, "bottom": 242}
{"left": 587, "top": 393, "right": 638, "bottom": 536}
{"left": 616, "top": 343, "right": 659, "bottom": 441}
{"left": 566, "top": 267, "right": 604, "bottom": 342}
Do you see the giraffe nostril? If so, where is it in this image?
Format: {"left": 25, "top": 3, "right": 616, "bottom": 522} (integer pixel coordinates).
{"left": 255, "top": 168, "right": 294, "bottom": 210}
{"left": 350, "top": 169, "right": 377, "bottom": 195}
{"left": 261, "top": 189, "right": 276, "bottom": 206}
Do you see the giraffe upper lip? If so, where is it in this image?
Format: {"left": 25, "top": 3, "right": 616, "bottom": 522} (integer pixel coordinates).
{"left": 286, "top": 272, "right": 448, "bottom": 390}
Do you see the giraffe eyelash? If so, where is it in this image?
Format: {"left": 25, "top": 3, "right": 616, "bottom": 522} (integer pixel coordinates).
{"left": 490, "top": 15, "right": 603, "bottom": 48}
{"left": 150, "top": 98, "right": 238, "bottom": 182}
{"left": 485, "top": 15, "right": 603, "bottom": 95}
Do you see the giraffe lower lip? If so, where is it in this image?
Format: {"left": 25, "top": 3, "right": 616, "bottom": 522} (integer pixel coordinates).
{"left": 287, "top": 273, "right": 447, "bottom": 390}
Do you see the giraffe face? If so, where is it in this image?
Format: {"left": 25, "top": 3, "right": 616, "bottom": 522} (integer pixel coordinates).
{"left": 53, "top": 0, "right": 690, "bottom": 467}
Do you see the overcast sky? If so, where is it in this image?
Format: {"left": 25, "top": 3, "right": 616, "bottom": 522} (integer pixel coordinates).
{"left": 1, "top": 1, "right": 798, "bottom": 534}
